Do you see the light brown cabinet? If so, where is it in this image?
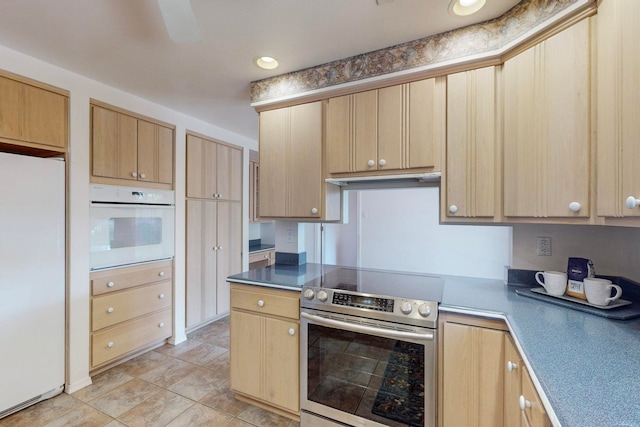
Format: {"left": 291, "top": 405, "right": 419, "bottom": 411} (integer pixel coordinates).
{"left": 230, "top": 283, "right": 300, "bottom": 418}
{"left": 326, "top": 78, "right": 444, "bottom": 176}
{"left": 91, "top": 103, "right": 174, "bottom": 189}
{"left": 259, "top": 101, "right": 340, "bottom": 220}
{"left": 186, "top": 133, "right": 242, "bottom": 202}
{"left": 249, "top": 159, "right": 268, "bottom": 222}
{"left": 503, "top": 18, "right": 591, "bottom": 220}
{"left": 0, "top": 73, "right": 68, "bottom": 153}
{"left": 186, "top": 199, "right": 241, "bottom": 328}
{"left": 597, "top": 0, "right": 640, "bottom": 221}
{"left": 444, "top": 66, "right": 500, "bottom": 222}
{"left": 249, "top": 249, "right": 275, "bottom": 269}
{"left": 504, "top": 334, "right": 524, "bottom": 427}
{"left": 89, "top": 260, "right": 173, "bottom": 371}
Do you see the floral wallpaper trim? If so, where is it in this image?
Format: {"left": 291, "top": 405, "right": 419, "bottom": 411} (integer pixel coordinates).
{"left": 250, "top": 0, "right": 590, "bottom": 104}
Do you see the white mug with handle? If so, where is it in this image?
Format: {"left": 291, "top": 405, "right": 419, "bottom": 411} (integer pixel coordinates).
{"left": 583, "top": 278, "right": 623, "bottom": 306}
{"left": 535, "top": 271, "right": 567, "bottom": 296}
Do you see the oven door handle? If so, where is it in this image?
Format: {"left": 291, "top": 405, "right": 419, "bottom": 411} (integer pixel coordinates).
{"left": 301, "top": 311, "right": 435, "bottom": 342}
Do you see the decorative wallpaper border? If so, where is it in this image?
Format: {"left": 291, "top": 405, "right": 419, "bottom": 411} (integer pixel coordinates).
{"left": 250, "top": 0, "right": 589, "bottom": 104}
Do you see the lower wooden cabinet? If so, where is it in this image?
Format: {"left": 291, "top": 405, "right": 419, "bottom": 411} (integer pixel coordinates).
{"left": 89, "top": 260, "right": 173, "bottom": 372}
{"left": 248, "top": 249, "right": 275, "bottom": 269}
{"left": 229, "top": 283, "right": 300, "bottom": 418}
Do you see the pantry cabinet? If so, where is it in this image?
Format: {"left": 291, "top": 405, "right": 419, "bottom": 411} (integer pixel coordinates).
{"left": 596, "top": 0, "right": 640, "bottom": 221}
{"left": 259, "top": 101, "right": 340, "bottom": 221}
{"left": 444, "top": 66, "right": 499, "bottom": 222}
{"left": 326, "top": 78, "right": 444, "bottom": 175}
{"left": 89, "top": 260, "right": 173, "bottom": 371}
{"left": 0, "top": 72, "right": 68, "bottom": 153}
{"left": 503, "top": 18, "right": 591, "bottom": 220}
{"left": 91, "top": 102, "right": 174, "bottom": 189}
{"left": 230, "top": 283, "right": 300, "bottom": 418}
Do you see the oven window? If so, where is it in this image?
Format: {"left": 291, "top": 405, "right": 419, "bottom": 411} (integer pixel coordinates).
{"left": 109, "top": 217, "right": 162, "bottom": 249}
{"left": 307, "top": 324, "right": 425, "bottom": 427}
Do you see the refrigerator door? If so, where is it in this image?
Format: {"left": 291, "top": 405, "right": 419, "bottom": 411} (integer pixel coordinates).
{"left": 0, "top": 152, "right": 65, "bottom": 417}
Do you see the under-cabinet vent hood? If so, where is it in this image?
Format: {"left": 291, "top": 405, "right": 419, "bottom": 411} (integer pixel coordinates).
{"left": 325, "top": 172, "right": 441, "bottom": 190}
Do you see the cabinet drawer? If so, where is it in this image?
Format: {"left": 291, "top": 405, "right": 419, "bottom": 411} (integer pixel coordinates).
{"left": 91, "top": 309, "right": 171, "bottom": 368}
{"left": 248, "top": 250, "right": 274, "bottom": 264}
{"left": 91, "top": 260, "right": 173, "bottom": 296}
{"left": 230, "top": 284, "right": 299, "bottom": 320}
{"left": 521, "top": 366, "right": 550, "bottom": 427}
{"left": 92, "top": 281, "right": 172, "bottom": 331}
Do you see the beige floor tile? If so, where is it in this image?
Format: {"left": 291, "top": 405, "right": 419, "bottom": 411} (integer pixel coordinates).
{"left": 40, "top": 404, "right": 112, "bottom": 427}
{"left": 204, "top": 350, "right": 230, "bottom": 374}
{"left": 117, "top": 389, "right": 194, "bottom": 427}
{"left": 199, "top": 381, "right": 248, "bottom": 417}
{"left": 0, "top": 392, "right": 83, "bottom": 427}
{"left": 154, "top": 339, "right": 203, "bottom": 358}
{"left": 72, "top": 369, "right": 133, "bottom": 402}
{"left": 139, "top": 357, "right": 201, "bottom": 389}
{"left": 164, "top": 403, "right": 233, "bottom": 427}
{"left": 103, "top": 421, "right": 127, "bottom": 427}
{"left": 88, "top": 378, "right": 163, "bottom": 418}
{"left": 115, "top": 350, "right": 169, "bottom": 377}
{"left": 236, "top": 405, "right": 292, "bottom": 427}
{"left": 175, "top": 342, "right": 228, "bottom": 366}
{"left": 169, "top": 365, "right": 230, "bottom": 401}
{"left": 225, "top": 419, "right": 258, "bottom": 427}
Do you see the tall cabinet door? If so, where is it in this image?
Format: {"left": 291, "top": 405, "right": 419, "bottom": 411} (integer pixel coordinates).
{"left": 186, "top": 134, "right": 217, "bottom": 199}
{"left": 216, "top": 201, "right": 242, "bottom": 314}
{"left": 217, "top": 144, "right": 242, "bottom": 202}
{"left": 259, "top": 108, "right": 289, "bottom": 217}
{"left": 92, "top": 106, "right": 138, "bottom": 181}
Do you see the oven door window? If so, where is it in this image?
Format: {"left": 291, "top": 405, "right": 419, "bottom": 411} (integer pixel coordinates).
{"left": 307, "top": 323, "right": 425, "bottom": 427}
{"left": 109, "top": 217, "right": 162, "bottom": 248}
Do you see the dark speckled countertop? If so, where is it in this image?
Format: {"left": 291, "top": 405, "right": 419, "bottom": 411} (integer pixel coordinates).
{"left": 227, "top": 264, "right": 640, "bottom": 427}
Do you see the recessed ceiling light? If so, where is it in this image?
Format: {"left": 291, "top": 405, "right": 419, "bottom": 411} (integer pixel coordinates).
{"left": 254, "top": 56, "right": 279, "bottom": 70}
{"left": 449, "top": 0, "right": 486, "bottom": 16}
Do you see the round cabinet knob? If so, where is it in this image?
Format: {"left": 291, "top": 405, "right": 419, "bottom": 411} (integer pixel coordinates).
{"left": 159, "top": 271, "right": 165, "bottom": 277}
{"left": 288, "top": 328, "right": 296, "bottom": 336}
{"left": 131, "top": 172, "right": 137, "bottom": 178}
{"left": 400, "top": 302, "right": 413, "bottom": 315}
{"left": 367, "top": 160, "right": 375, "bottom": 167}
{"left": 159, "top": 322, "right": 165, "bottom": 328}
{"left": 626, "top": 196, "right": 640, "bottom": 209}
{"left": 378, "top": 159, "right": 386, "bottom": 167}
{"left": 257, "top": 300, "right": 265, "bottom": 307}
{"left": 311, "top": 208, "right": 318, "bottom": 215}
{"left": 507, "top": 361, "right": 518, "bottom": 372}
{"left": 140, "top": 173, "right": 146, "bottom": 179}
{"left": 159, "top": 293, "right": 165, "bottom": 299}
{"left": 107, "top": 307, "right": 114, "bottom": 313}
{"left": 449, "top": 205, "right": 458, "bottom": 214}
{"left": 264, "top": 255, "right": 269, "bottom": 259}
{"left": 303, "top": 289, "right": 315, "bottom": 300}
{"left": 519, "top": 395, "right": 531, "bottom": 411}
{"left": 317, "top": 290, "right": 328, "bottom": 302}
{"left": 417, "top": 303, "right": 431, "bottom": 317}
{"left": 107, "top": 281, "right": 115, "bottom": 288}
{"left": 107, "top": 341, "right": 114, "bottom": 348}
{"left": 569, "top": 202, "right": 581, "bottom": 212}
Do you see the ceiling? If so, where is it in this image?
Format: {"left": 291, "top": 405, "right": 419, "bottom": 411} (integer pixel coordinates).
{"left": 0, "top": 0, "right": 520, "bottom": 142}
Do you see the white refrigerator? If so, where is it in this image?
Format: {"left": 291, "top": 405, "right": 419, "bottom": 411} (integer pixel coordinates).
{"left": 0, "top": 152, "right": 65, "bottom": 418}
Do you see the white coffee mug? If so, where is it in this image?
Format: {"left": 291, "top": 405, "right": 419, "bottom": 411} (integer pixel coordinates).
{"left": 583, "top": 278, "right": 622, "bottom": 306}
{"left": 535, "top": 271, "right": 567, "bottom": 296}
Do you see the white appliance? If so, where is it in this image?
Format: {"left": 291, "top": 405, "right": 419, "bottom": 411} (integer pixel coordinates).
{"left": 89, "top": 184, "right": 175, "bottom": 270}
{"left": 0, "top": 152, "right": 65, "bottom": 418}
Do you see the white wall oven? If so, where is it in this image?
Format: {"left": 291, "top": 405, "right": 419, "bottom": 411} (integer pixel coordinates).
{"left": 89, "top": 184, "right": 175, "bottom": 270}
{"left": 300, "top": 268, "right": 442, "bottom": 427}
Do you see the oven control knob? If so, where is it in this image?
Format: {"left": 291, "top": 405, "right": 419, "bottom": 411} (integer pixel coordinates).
{"left": 418, "top": 303, "right": 431, "bottom": 317}
{"left": 400, "top": 302, "right": 413, "bottom": 315}
{"left": 317, "top": 290, "right": 328, "bottom": 302}
{"left": 303, "top": 289, "right": 315, "bottom": 300}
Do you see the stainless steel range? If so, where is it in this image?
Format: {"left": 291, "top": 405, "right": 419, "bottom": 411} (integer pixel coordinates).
{"left": 300, "top": 267, "right": 443, "bottom": 427}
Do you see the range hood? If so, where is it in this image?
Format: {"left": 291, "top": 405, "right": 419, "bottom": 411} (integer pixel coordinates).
{"left": 325, "top": 172, "right": 441, "bottom": 190}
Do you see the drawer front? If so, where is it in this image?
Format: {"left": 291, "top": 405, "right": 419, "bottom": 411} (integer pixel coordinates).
{"left": 92, "top": 281, "right": 172, "bottom": 331}
{"left": 231, "top": 284, "right": 299, "bottom": 320}
{"left": 91, "top": 260, "right": 173, "bottom": 296}
{"left": 249, "top": 250, "right": 274, "bottom": 264}
{"left": 91, "top": 309, "right": 171, "bottom": 368}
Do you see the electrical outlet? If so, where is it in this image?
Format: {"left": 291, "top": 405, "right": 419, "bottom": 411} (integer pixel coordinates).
{"left": 286, "top": 230, "right": 294, "bottom": 243}
{"left": 536, "top": 237, "right": 552, "bottom": 256}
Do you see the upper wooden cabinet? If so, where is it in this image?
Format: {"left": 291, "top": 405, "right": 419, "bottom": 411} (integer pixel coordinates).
{"left": 259, "top": 101, "right": 341, "bottom": 221}
{"left": 186, "top": 133, "right": 242, "bottom": 202}
{"left": 0, "top": 73, "right": 68, "bottom": 153}
{"left": 444, "top": 66, "right": 500, "bottom": 222}
{"left": 326, "top": 78, "right": 444, "bottom": 176}
{"left": 597, "top": 0, "right": 640, "bottom": 221}
{"left": 91, "top": 102, "right": 175, "bottom": 189}
{"left": 503, "top": 18, "right": 591, "bottom": 220}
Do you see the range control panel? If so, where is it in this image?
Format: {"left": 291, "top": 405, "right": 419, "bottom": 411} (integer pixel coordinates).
{"left": 332, "top": 292, "right": 394, "bottom": 312}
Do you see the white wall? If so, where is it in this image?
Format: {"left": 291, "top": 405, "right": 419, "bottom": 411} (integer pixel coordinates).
{"left": 0, "top": 44, "right": 257, "bottom": 393}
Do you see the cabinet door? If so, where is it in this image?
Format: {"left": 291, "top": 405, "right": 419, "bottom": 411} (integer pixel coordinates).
{"left": 289, "top": 101, "right": 323, "bottom": 218}
{"left": 326, "top": 94, "right": 352, "bottom": 174}
{"left": 22, "top": 85, "right": 67, "bottom": 149}
{"left": 521, "top": 367, "right": 551, "bottom": 427}
{"left": 353, "top": 90, "right": 378, "bottom": 172}
{"left": 186, "top": 134, "right": 217, "bottom": 199}
{"left": 446, "top": 67, "right": 497, "bottom": 219}
{"left": 504, "top": 19, "right": 590, "bottom": 218}
{"left": 264, "top": 317, "right": 299, "bottom": 413}
{"left": 407, "top": 78, "right": 440, "bottom": 170}
{"left": 137, "top": 120, "right": 173, "bottom": 185}
{"left": 597, "top": 0, "right": 640, "bottom": 218}
{"left": 216, "top": 143, "right": 242, "bottom": 202}
{"left": 92, "top": 106, "right": 138, "bottom": 181}
{"left": 504, "top": 335, "right": 522, "bottom": 427}
{"left": 216, "top": 201, "right": 242, "bottom": 315}
{"left": 230, "top": 310, "right": 263, "bottom": 400}
{"left": 0, "top": 76, "right": 22, "bottom": 141}
{"left": 259, "top": 108, "right": 288, "bottom": 217}
{"left": 442, "top": 322, "right": 505, "bottom": 427}
{"left": 378, "top": 85, "right": 404, "bottom": 170}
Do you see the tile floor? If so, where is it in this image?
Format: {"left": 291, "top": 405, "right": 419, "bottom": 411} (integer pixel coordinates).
{"left": 0, "top": 317, "right": 300, "bottom": 427}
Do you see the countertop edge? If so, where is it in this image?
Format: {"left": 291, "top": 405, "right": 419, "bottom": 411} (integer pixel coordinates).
{"left": 228, "top": 278, "right": 302, "bottom": 292}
